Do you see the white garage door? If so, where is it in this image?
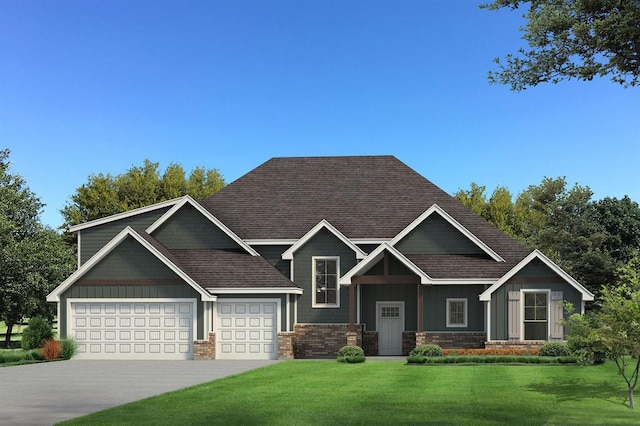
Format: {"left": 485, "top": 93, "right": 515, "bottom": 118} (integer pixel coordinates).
{"left": 216, "top": 300, "right": 279, "bottom": 360}
{"left": 69, "top": 299, "right": 196, "bottom": 360}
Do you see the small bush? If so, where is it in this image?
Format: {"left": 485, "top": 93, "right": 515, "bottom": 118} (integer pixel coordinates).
{"left": 61, "top": 339, "right": 77, "bottom": 360}
{"left": 406, "top": 355, "right": 428, "bottom": 364}
{"left": 410, "top": 344, "right": 443, "bottom": 357}
{"left": 573, "top": 348, "right": 596, "bottom": 366}
{"left": 21, "top": 317, "right": 53, "bottom": 350}
{"left": 539, "top": 342, "right": 570, "bottom": 357}
{"left": 42, "top": 340, "right": 62, "bottom": 360}
{"left": 337, "top": 345, "right": 365, "bottom": 363}
{"left": 442, "top": 348, "right": 540, "bottom": 356}
{"left": 0, "top": 349, "right": 41, "bottom": 364}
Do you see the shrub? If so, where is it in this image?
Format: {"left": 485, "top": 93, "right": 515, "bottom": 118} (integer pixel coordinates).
{"left": 410, "top": 344, "right": 443, "bottom": 357}
{"left": 539, "top": 342, "right": 571, "bottom": 357}
{"left": 42, "top": 340, "right": 62, "bottom": 360}
{"left": 442, "top": 348, "right": 539, "bottom": 356}
{"left": 21, "top": 317, "right": 54, "bottom": 350}
{"left": 61, "top": 339, "right": 77, "bottom": 360}
{"left": 406, "top": 355, "right": 427, "bottom": 364}
{"left": 337, "top": 345, "right": 365, "bottom": 363}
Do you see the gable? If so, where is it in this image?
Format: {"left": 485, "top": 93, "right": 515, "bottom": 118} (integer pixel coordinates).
{"left": 364, "top": 254, "right": 415, "bottom": 276}
{"left": 293, "top": 227, "right": 360, "bottom": 264}
{"left": 394, "top": 214, "right": 487, "bottom": 256}
{"left": 506, "top": 258, "right": 566, "bottom": 284}
{"left": 151, "top": 204, "right": 243, "bottom": 250}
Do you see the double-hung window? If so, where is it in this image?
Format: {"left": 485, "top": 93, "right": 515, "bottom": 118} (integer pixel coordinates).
{"left": 524, "top": 292, "right": 548, "bottom": 340}
{"left": 446, "top": 298, "right": 467, "bottom": 327}
{"left": 313, "top": 257, "right": 339, "bottom": 307}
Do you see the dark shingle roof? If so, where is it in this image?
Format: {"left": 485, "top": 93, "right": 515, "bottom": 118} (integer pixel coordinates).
{"left": 406, "top": 254, "right": 515, "bottom": 279}
{"left": 203, "top": 156, "right": 531, "bottom": 266}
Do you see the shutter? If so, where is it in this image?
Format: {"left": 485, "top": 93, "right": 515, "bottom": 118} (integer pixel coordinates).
{"left": 550, "top": 291, "right": 564, "bottom": 340}
{"left": 508, "top": 291, "right": 520, "bottom": 340}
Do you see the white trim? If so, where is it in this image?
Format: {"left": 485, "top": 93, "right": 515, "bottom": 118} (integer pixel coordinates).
{"left": 47, "top": 227, "right": 216, "bottom": 302}
{"left": 245, "top": 239, "right": 298, "bottom": 246}
{"left": 145, "top": 195, "right": 259, "bottom": 257}
{"left": 389, "top": 204, "right": 505, "bottom": 263}
{"left": 68, "top": 197, "right": 184, "bottom": 232}
{"left": 520, "top": 289, "right": 551, "bottom": 341}
{"left": 486, "top": 300, "right": 491, "bottom": 341}
{"left": 351, "top": 238, "right": 391, "bottom": 245}
{"left": 339, "top": 242, "right": 432, "bottom": 285}
{"left": 312, "top": 256, "right": 341, "bottom": 308}
{"left": 205, "top": 287, "right": 303, "bottom": 295}
{"left": 286, "top": 294, "right": 290, "bottom": 332}
{"left": 446, "top": 298, "right": 468, "bottom": 328}
{"left": 77, "top": 231, "right": 82, "bottom": 267}
{"left": 282, "top": 220, "right": 367, "bottom": 260}
{"left": 479, "top": 250, "right": 594, "bottom": 302}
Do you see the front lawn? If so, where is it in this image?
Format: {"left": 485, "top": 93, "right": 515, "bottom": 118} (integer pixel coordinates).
{"left": 61, "top": 361, "right": 638, "bottom": 425}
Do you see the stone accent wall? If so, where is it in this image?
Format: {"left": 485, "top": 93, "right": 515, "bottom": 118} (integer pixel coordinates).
{"left": 484, "top": 340, "right": 546, "bottom": 350}
{"left": 403, "top": 332, "right": 416, "bottom": 355}
{"left": 362, "top": 331, "right": 378, "bottom": 356}
{"left": 346, "top": 332, "right": 362, "bottom": 348}
{"left": 278, "top": 332, "right": 295, "bottom": 359}
{"left": 294, "top": 324, "right": 363, "bottom": 358}
{"left": 420, "top": 332, "right": 486, "bottom": 349}
{"left": 193, "top": 332, "right": 215, "bottom": 359}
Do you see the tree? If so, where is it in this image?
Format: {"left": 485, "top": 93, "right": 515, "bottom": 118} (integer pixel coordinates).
{"left": 61, "top": 160, "right": 225, "bottom": 229}
{"left": 0, "top": 149, "right": 75, "bottom": 347}
{"left": 482, "top": 0, "right": 640, "bottom": 90}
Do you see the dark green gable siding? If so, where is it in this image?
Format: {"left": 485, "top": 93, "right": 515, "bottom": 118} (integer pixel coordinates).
{"left": 60, "top": 237, "right": 205, "bottom": 339}
{"left": 253, "top": 245, "right": 291, "bottom": 278}
{"left": 491, "top": 259, "right": 582, "bottom": 340}
{"left": 79, "top": 207, "right": 172, "bottom": 264}
{"left": 152, "top": 204, "right": 242, "bottom": 250}
{"left": 423, "top": 285, "right": 485, "bottom": 331}
{"left": 361, "top": 284, "right": 417, "bottom": 331}
{"left": 395, "top": 215, "right": 485, "bottom": 255}
{"left": 294, "top": 229, "right": 358, "bottom": 323}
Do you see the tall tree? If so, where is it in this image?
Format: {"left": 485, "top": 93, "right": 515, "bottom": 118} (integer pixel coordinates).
{"left": 0, "top": 149, "right": 75, "bottom": 346}
{"left": 482, "top": 0, "right": 640, "bottom": 90}
{"left": 61, "top": 160, "right": 225, "bottom": 229}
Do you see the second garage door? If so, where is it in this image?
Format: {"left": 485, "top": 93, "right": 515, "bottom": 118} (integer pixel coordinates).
{"left": 216, "top": 300, "right": 278, "bottom": 360}
{"left": 69, "top": 299, "right": 196, "bottom": 360}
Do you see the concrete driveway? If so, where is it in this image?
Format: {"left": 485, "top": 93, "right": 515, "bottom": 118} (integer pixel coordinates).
{"left": 0, "top": 359, "right": 279, "bottom": 426}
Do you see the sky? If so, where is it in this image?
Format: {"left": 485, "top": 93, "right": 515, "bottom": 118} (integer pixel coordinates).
{"left": 2, "top": 0, "right": 639, "bottom": 229}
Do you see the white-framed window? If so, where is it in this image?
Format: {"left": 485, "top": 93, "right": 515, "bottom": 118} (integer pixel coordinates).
{"left": 312, "top": 256, "right": 340, "bottom": 308}
{"left": 446, "top": 298, "right": 467, "bottom": 327}
{"left": 523, "top": 291, "right": 548, "bottom": 340}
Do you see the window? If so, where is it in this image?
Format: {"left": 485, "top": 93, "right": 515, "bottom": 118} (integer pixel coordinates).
{"left": 524, "top": 292, "right": 548, "bottom": 340}
{"left": 446, "top": 298, "right": 467, "bottom": 327}
{"left": 313, "top": 257, "right": 339, "bottom": 307}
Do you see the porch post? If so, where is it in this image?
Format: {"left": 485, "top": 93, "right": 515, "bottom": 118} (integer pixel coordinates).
{"left": 349, "top": 283, "right": 356, "bottom": 332}
{"left": 417, "top": 284, "right": 424, "bottom": 332}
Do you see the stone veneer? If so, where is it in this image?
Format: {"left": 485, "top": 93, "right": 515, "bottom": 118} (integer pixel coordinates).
{"left": 193, "top": 332, "right": 216, "bottom": 359}
{"left": 294, "top": 324, "right": 363, "bottom": 358}
{"left": 415, "top": 332, "right": 486, "bottom": 349}
{"left": 362, "top": 331, "right": 378, "bottom": 356}
{"left": 278, "top": 332, "right": 295, "bottom": 359}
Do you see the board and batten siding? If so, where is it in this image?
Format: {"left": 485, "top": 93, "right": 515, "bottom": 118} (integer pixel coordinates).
{"left": 152, "top": 204, "right": 242, "bottom": 250}
{"left": 423, "top": 285, "right": 485, "bottom": 332}
{"left": 395, "top": 215, "right": 485, "bottom": 255}
{"left": 293, "top": 228, "right": 358, "bottom": 323}
{"left": 491, "top": 259, "right": 582, "bottom": 340}
{"left": 253, "top": 245, "right": 291, "bottom": 279}
{"left": 79, "top": 207, "right": 172, "bottom": 265}
{"left": 360, "top": 284, "right": 417, "bottom": 331}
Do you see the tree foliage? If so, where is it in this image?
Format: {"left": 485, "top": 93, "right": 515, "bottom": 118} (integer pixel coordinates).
{"left": 0, "top": 149, "right": 75, "bottom": 347}
{"left": 482, "top": 0, "right": 640, "bottom": 90}
{"left": 455, "top": 177, "right": 640, "bottom": 296}
{"left": 61, "top": 160, "right": 225, "bottom": 229}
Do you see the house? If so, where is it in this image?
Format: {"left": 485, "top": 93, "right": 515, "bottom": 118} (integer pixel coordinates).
{"left": 47, "top": 156, "right": 594, "bottom": 360}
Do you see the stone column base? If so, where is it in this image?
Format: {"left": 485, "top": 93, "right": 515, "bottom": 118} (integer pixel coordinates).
{"left": 278, "top": 332, "right": 295, "bottom": 359}
{"left": 193, "top": 332, "right": 216, "bottom": 359}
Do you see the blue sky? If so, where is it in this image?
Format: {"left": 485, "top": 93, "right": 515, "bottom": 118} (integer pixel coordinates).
{"left": 2, "top": 1, "right": 638, "bottom": 229}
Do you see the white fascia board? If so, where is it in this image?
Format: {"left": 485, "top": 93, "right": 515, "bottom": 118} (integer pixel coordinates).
{"left": 205, "top": 288, "right": 303, "bottom": 295}
{"left": 350, "top": 238, "right": 391, "bottom": 245}
{"left": 244, "top": 239, "right": 298, "bottom": 246}
{"left": 47, "top": 227, "right": 215, "bottom": 302}
{"left": 68, "top": 197, "right": 184, "bottom": 232}
{"left": 281, "top": 219, "right": 367, "bottom": 260}
{"left": 478, "top": 249, "right": 595, "bottom": 302}
{"left": 339, "top": 242, "right": 432, "bottom": 285}
{"left": 389, "top": 204, "right": 505, "bottom": 263}
{"left": 145, "top": 195, "right": 259, "bottom": 257}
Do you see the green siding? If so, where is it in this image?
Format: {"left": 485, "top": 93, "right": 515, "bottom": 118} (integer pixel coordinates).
{"left": 395, "top": 215, "right": 485, "bottom": 255}
{"left": 253, "top": 245, "right": 291, "bottom": 278}
{"left": 216, "top": 294, "right": 291, "bottom": 332}
{"left": 293, "top": 228, "right": 358, "bottom": 323}
{"left": 79, "top": 207, "right": 172, "bottom": 264}
{"left": 423, "top": 285, "right": 485, "bottom": 332}
{"left": 152, "top": 204, "right": 242, "bottom": 250}
{"left": 361, "top": 284, "right": 418, "bottom": 331}
{"left": 491, "top": 259, "right": 583, "bottom": 340}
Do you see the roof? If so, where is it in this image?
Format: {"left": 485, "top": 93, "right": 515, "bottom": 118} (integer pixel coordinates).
{"left": 203, "top": 156, "right": 531, "bottom": 264}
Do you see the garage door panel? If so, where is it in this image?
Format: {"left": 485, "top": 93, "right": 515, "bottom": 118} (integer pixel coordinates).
{"left": 70, "top": 300, "right": 194, "bottom": 360}
{"left": 216, "top": 301, "right": 278, "bottom": 360}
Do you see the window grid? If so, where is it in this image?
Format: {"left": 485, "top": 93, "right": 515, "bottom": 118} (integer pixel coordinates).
{"left": 313, "top": 257, "right": 339, "bottom": 307}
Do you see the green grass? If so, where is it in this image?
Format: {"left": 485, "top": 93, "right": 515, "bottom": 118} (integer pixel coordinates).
{"left": 61, "top": 361, "right": 639, "bottom": 425}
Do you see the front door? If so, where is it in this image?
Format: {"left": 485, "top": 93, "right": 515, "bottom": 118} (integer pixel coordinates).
{"left": 377, "top": 302, "right": 404, "bottom": 356}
